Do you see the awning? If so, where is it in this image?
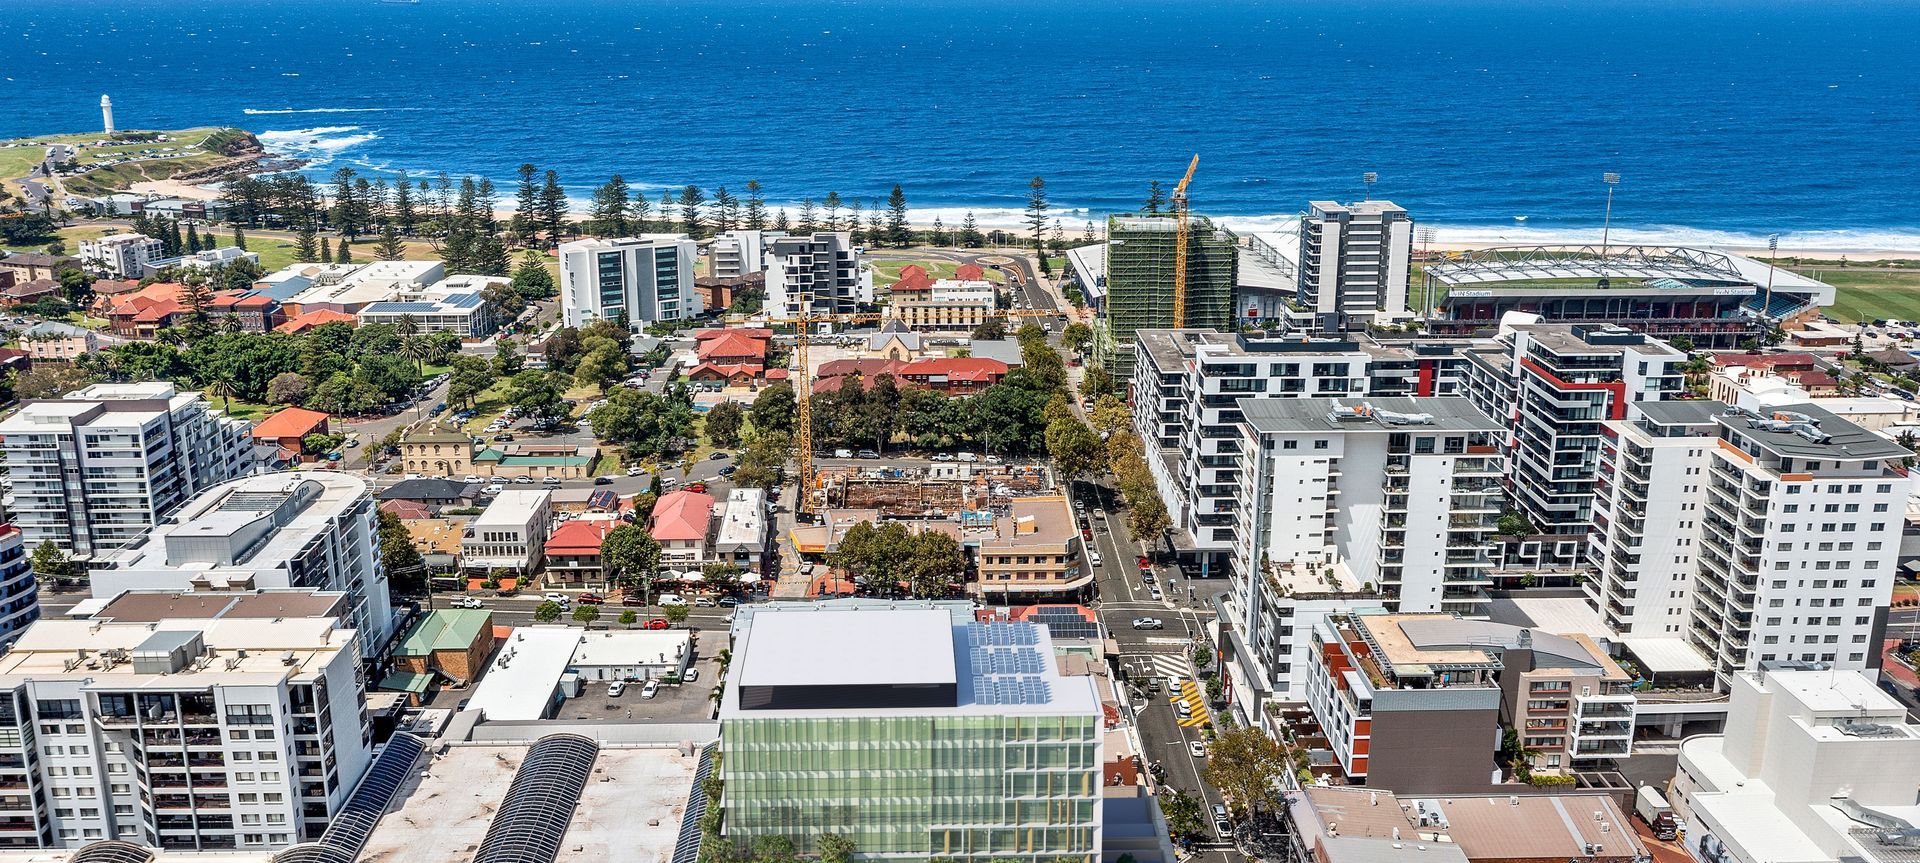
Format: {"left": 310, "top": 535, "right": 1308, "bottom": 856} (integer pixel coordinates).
{"left": 377, "top": 671, "right": 433, "bottom": 694}
{"left": 1620, "top": 637, "right": 1714, "bottom": 674}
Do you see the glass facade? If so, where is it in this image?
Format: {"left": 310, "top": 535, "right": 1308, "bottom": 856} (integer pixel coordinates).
{"left": 722, "top": 713, "right": 1099, "bottom": 862}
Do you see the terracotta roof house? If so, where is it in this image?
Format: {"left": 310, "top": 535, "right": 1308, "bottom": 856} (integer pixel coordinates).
{"left": 250, "top": 407, "right": 331, "bottom": 460}
{"left": 688, "top": 363, "right": 767, "bottom": 386}
{"left": 275, "top": 308, "right": 358, "bottom": 334}
{"left": 543, "top": 518, "right": 620, "bottom": 586}
{"left": 378, "top": 499, "right": 433, "bottom": 520}
{"left": 954, "top": 263, "right": 985, "bottom": 281}
{"left": 696, "top": 330, "right": 769, "bottom": 365}
{"left": 650, "top": 490, "right": 714, "bottom": 567}
{"left": 888, "top": 264, "right": 934, "bottom": 295}
{"left": 206, "top": 290, "right": 284, "bottom": 332}
{"left": 897, "top": 357, "right": 1008, "bottom": 394}
{"left": 1709, "top": 352, "right": 1819, "bottom": 373}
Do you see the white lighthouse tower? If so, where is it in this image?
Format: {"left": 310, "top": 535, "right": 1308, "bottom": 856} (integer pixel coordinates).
{"left": 100, "top": 94, "right": 114, "bottom": 137}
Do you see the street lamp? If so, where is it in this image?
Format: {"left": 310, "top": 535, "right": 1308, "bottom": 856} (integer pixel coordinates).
{"left": 1761, "top": 233, "right": 1781, "bottom": 328}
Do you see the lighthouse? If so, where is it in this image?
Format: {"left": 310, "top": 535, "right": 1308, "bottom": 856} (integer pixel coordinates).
{"left": 100, "top": 94, "right": 114, "bottom": 137}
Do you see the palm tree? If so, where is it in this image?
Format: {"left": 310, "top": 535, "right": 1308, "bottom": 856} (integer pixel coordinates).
{"left": 205, "top": 374, "right": 236, "bottom": 411}
{"left": 400, "top": 334, "right": 430, "bottom": 374}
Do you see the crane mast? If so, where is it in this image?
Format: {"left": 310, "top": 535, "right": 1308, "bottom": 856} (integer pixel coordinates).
{"left": 1171, "top": 154, "right": 1199, "bottom": 328}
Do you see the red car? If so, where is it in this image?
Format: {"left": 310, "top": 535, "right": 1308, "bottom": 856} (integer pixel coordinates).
{"left": 686, "top": 482, "right": 708, "bottom": 493}
{"left": 1136, "top": 556, "right": 1151, "bottom": 570}
{"left": 577, "top": 592, "right": 605, "bottom": 605}
{"left": 1081, "top": 528, "right": 1093, "bottom": 540}
{"left": 644, "top": 617, "right": 670, "bottom": 630}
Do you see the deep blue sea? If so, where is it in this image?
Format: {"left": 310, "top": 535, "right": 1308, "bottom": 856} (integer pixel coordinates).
{"left": 5, "top": 0, "right": 1919, "bottom": 248}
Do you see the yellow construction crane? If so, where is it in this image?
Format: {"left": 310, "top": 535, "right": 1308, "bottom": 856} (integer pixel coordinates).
{"left": 1171, "top": 154, "right": 1199, "bottom": 328}
{"left": 763, "top": 299, "right": 1065, "bottom": 516}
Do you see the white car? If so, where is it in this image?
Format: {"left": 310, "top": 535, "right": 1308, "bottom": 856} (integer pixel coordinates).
{"left": 657, "top": 594, "right": 687, "bottom": 607}
{"left": 641, "top": 680, "right": 660, "bottom": 699}
{"left": 627, "top": 466, "right": 645, "bottom": 477}
{"left": 1190, "top": 741, "right": 1207, "bottom": 758}
{"left": 483, "top": 483, "right": 506, "bottom": 495}
{"left": 512, "top": 476, "right": 534, "bottom": 484}
{"left": 606, "top": 681, "right": 627, "bottom": 698}
{"left": 956, "top": 452, "right": 978, "bottom": 463}
{"left": 463, "top": 475, "right": 482, "bottom": 484}
{"left": 683, "top": 668, "right": 700, "bottom": 683}
{"left": 543, "top": 593, "right": 570, "bottom": 608}
{"left": 931, "top": 453, "right": 954, "bottom": 462}
{"left": 454, "top": 597, "right": 486, "bottom": 609}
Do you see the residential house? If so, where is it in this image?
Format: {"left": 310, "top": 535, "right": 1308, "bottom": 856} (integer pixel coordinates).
{"left": 384, "top": 607, "right": 495, "bottom": 703}
{"left": 1, "top": 278, "right": 63, "bottom": 307}
{"left": 897, "top": 357, "right": 1008, "bottom": 394}
{"left": 651, "top": 490, "right": 714, "bottom": 570}
{"left": 968, "top": 495, "right": 1089, "bottom": 600}
{"left": 205, "top": 289, "right": 284, "bottom": 332}
{"left": 250, "top": 406, "right": 330, "bottom": 462}
{"left": 687, "top": 328, "right": 772, "bottom": 384}
{"left": 275, "top": 308, "right": 358, "bottom": 333}
{"left": 461, "top": 489, "right": 552, "bottom": 575}
{"left": 714, "top": 488, "right": 770, "bottom": 575}
{"left": 377, "top": 478, "right": 484, "bottom": 510}
{"left": 543, "top": 518, "right": 619, "bottom": 587}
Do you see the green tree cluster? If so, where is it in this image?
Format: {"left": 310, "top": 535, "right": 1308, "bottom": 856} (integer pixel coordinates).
{"left": 831, "top": 520, "right": 967, "bottom": 598}
{"left": 589, "top": 386, "right": 698, "bottom": 460}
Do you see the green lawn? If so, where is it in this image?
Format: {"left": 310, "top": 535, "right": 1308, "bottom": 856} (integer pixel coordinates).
{"left": 1795, "top": 266, "right": 1920, "bottom": 323}
{"left": 869, "top": 257, "right": 1004, "bottom": 285}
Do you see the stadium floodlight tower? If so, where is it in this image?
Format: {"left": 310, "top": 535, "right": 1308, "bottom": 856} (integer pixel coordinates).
{"left": 1599, "top": 172, "right": 1621, "bottom": 288}
{"left": 1363, "top": 171, "right": 1378, "bottom": 201}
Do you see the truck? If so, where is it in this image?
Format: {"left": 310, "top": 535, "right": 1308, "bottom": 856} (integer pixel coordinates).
{"left": 1636, "top": 786, "right": 1679, "bottom": 840}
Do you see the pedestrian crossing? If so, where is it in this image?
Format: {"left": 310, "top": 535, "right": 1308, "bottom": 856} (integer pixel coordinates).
{"left": 1139, "top": 652, "right": 1192, "bottom": 680}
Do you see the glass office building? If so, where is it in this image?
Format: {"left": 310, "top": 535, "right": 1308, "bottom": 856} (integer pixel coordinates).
{"left": 719, "top": 602, "right": 1101, "bottom": 862}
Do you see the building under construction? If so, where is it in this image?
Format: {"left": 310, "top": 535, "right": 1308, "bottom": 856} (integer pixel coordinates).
{"left": 1095, "top": 213, "right": 1238, "bottom": 375}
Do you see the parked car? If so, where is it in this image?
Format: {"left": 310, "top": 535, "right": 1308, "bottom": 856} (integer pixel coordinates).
{"left": 694, "top": 596, "right": 716, "bottom": 607}
{"left": 1190, "top": 741, "right": 1207, "bottom": 758}
{"left": 718, "top": 466, "right": 736, "bottom": 477}
{"left": 483, "top": 483, "right": 506, "bottom": 495}
{"left": 512, "top": 476, "right": 534, "bottom": 484}
{"left": 1131, "top": 617, "right": 1164, "bottom": 630}
{"left": 956, "top": 451, "right": 979, "bottom": 462}
{"left": 834, "top": 448, "right": 853, "bottom": 458}
{"left": 657, "top": 594, "right": 687, "bottom": 607}
{"left": 454, "top": 597, "right": 486, "bottom": 609}
{"left": 641, "top": 680, "right": 660, "bottom": 699}
{"left": 543, "top": 593, "right": 570, "bottom": 606}
{"left": 717, "top": 596, "right": 740, "bottom": 607}
{"left": 645, "top": 617, "right": 670, "bottom": 630}
{"left": 607, "top": 682, "right": 627, "bottom": 698}
{"left": 683, "top": 668, "right": 700, "bottom": 683}
{"left": 685, "top": 482, "right": 707, "bottom": 493}
{"left": 577, "top": 592, "right": 605, "bottom": 605}
{"left": 542, "top": 476, "right": 562, "bottom": 486}
{"left": 856, "top": 449, "right": 880, "bottom": 459}
{"left": 709, "top": 452, "right": 729, "bottom": 460}
{"left": 593, "top": 476, "right": 613, "bottom": 485}
{"left": 627, "top": 466, "right": 645, "bottom": 477}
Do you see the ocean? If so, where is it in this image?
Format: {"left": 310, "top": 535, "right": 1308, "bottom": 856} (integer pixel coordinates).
{"left": 5, "top": 0, "right": 1918, "bottom": 248}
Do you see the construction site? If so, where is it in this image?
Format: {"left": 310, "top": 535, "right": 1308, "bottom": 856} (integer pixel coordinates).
{"left": 1095, "top": 212, "right": 1239, "bottom": 375}
{"left": 814, "top": 463, "right": 1053, "bottom": 517}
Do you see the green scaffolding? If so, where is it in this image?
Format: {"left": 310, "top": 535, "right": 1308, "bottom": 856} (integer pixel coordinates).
{"left": 1095, "top": 213, "right": 1238, "bottom": 375}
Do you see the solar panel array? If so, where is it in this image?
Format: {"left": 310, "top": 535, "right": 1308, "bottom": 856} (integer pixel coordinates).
{"left": 70, "top": 842, "right": 157, "bottom": 863}
{"left": 967, "top": 620, "right": 1039, "bottom": 647}
{"left": 975, "top": 675, "right": 1051, "bottom": 706}
{"left": 971, "top": 646, "right": 1048, "bottom": 675}
{"left": 473, "top": 733, "right": 600, "bottom": 863}
{"left": 670, "top": 744, "right": 717, "bottom": 863}
{"left": 1025, "top": 606, "right": 1100, "bottom": 640}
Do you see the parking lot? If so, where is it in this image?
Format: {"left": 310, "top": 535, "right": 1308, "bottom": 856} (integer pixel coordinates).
{"left": 551, "top": 638, "right": 727, "bottom": 723}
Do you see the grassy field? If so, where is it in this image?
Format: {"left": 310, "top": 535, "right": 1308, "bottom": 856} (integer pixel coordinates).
{"left": 868, "top": 257, "right": 1003, "bottom": 285}
{"left": 1793, "top": 265, "right": 1920, "bottom": 323}
{"left": 0, "top": 127, "right": 231, "bottom": 199}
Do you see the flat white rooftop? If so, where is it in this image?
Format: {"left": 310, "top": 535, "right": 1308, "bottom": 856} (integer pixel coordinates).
{"left": 736, "top": 608, "right": 956, "bottom": 689}
{"left": 465, "top": 627, "right": 580, "bottom": 721}
{"left": 357, "top": 744, "right": 697, "bottom": 863}
{"left": 472, "top": 490, "right": 551, "bottom": 528}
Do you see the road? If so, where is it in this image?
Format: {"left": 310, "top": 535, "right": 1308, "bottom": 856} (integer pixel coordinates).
{"left": 1070, "top": 477, "right": 1241, "bottom": 860}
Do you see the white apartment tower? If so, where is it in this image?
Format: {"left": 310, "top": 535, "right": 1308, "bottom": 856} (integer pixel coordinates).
{"left": 764, "top": 231, "right": 872, "bottom": 316}
{"left": 1296, "top": 200, "right": 1413, "bottom": 332}
{"left": 89, "top": 472, "right": 395, "bottom": 664}
{"left": 0, "top": 612, "right": 372, "bottom": 851}
{"left": 1588, "top": 401, "right": 1721, "bottom": 639}
{"left": 1689, "top": 404, "right": 1908, "bottom": 676}
{"left": 1130, "top": 328, "right": 1473, "bottom": 577}
{"left": 0, "top": 383, "right": 254, "bottom": 562}
{"left": 709, "top": 230, "right": 767, "bottom": 279}
{"left": 78, "top": 234, "right": 163, "bottom": 279}
{"left": 1218, "top": 397, "right": 1504, "bottom": 723}
{"left": 1464, "top": 323, "right": 1683, "bottom": 570}
{"left": 557, "top": 235, "right": 700, "bottom": 329}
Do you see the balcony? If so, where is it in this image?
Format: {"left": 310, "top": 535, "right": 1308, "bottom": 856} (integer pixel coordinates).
{"left": 1576, "top": 720, "right": 1634, "bottom": 738}
{"left": 1574, "top": 739, "right": 1632, "bottom": 757}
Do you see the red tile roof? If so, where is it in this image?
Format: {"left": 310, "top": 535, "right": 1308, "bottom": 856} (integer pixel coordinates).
{"left": 378, "top": 499, "right": 432, "bottom": 520}
{"left": 697, "top": 330, "right": 770, "bottom": 361}
{"left": 765, "top": 367, "right": 790, "bottom": 380}
{"left": 817, "top": 358, "right": 905, "bottom": 378}
{"left": 899, "top": 357, "right": 1008, "bottom": 383}
{"left": 688, "top": 362, "right": 765, "bottom": 381}
{"left": 130, "top": 299, "right": 186, "bottom": 323}
{"left": 889, "top": 264, "right": 934, "bottom": 293}
{"left": 251, "top": 407, "right": 330, "bottom": 441}
{"left": 91, "top": 279, "right": 142, "bottom": 296}
{"left": 696, "top": 328, "right": 772, "bottom": 341}
{"left": 546, "top": 519, "right": 618, "bottom": 556}
{"left": 954, "top": 263, "right": 985, "bottom": 281}
{"left": 275, "top": 309, "right": 357, "bottom": 334}
{"left": 650, "top": 490, "right": 715, "bottom": 542}
{"left": 1711, "top": 352, "right": 1818, "bottom": 370}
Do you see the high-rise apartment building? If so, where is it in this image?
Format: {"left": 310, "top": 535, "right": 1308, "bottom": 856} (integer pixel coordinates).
{"left": 1688, "top": 404, "right": 1907, "bottom": 677}
{"left": 557, "top": 235, "right": 700, "bottom": 328}
{"left": 709, "top": 230, "right": 767, "bottom": 279}
{"left": 78, "top": 234, "right": 164, "bottom": 279}
{"left": 1464, "top": 323, "right": 1682, "bottom": 570}
{"left": 0, "top": 609, "right": 372, "bottom": 851}
{"left": 0, "top": 383, "right": 254, "bottom": 562}
{"left": 1094, "top": 214, "right": 1236, "bottom": 376}
{"left": 720, "top": 602, "right": 1101, "bottom": 862}
{"left": 1588, "top": 401, "right": 1721, "bottom": 640}
{"left": 1131, "top": 328, "right": 1474, "bottom": 576}
{"left": 89, "top": 472, "right": 394, "bottom": 665}
{"left": 763, "top": 231, "right": 871, "bottom": 317}
{"left": 0, "top": 527, "right": 37, "bottom": 646}
{"left": 1295, "top": 201, "right": 1413, "bottom": 332}
{"left": 1216, "top": 398, "right": 1505, "bottom": 725}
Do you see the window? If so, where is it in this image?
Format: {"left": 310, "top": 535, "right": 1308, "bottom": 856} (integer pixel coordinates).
{"left": 1313, "top": 440, "right": 1329, "bottom": 450}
